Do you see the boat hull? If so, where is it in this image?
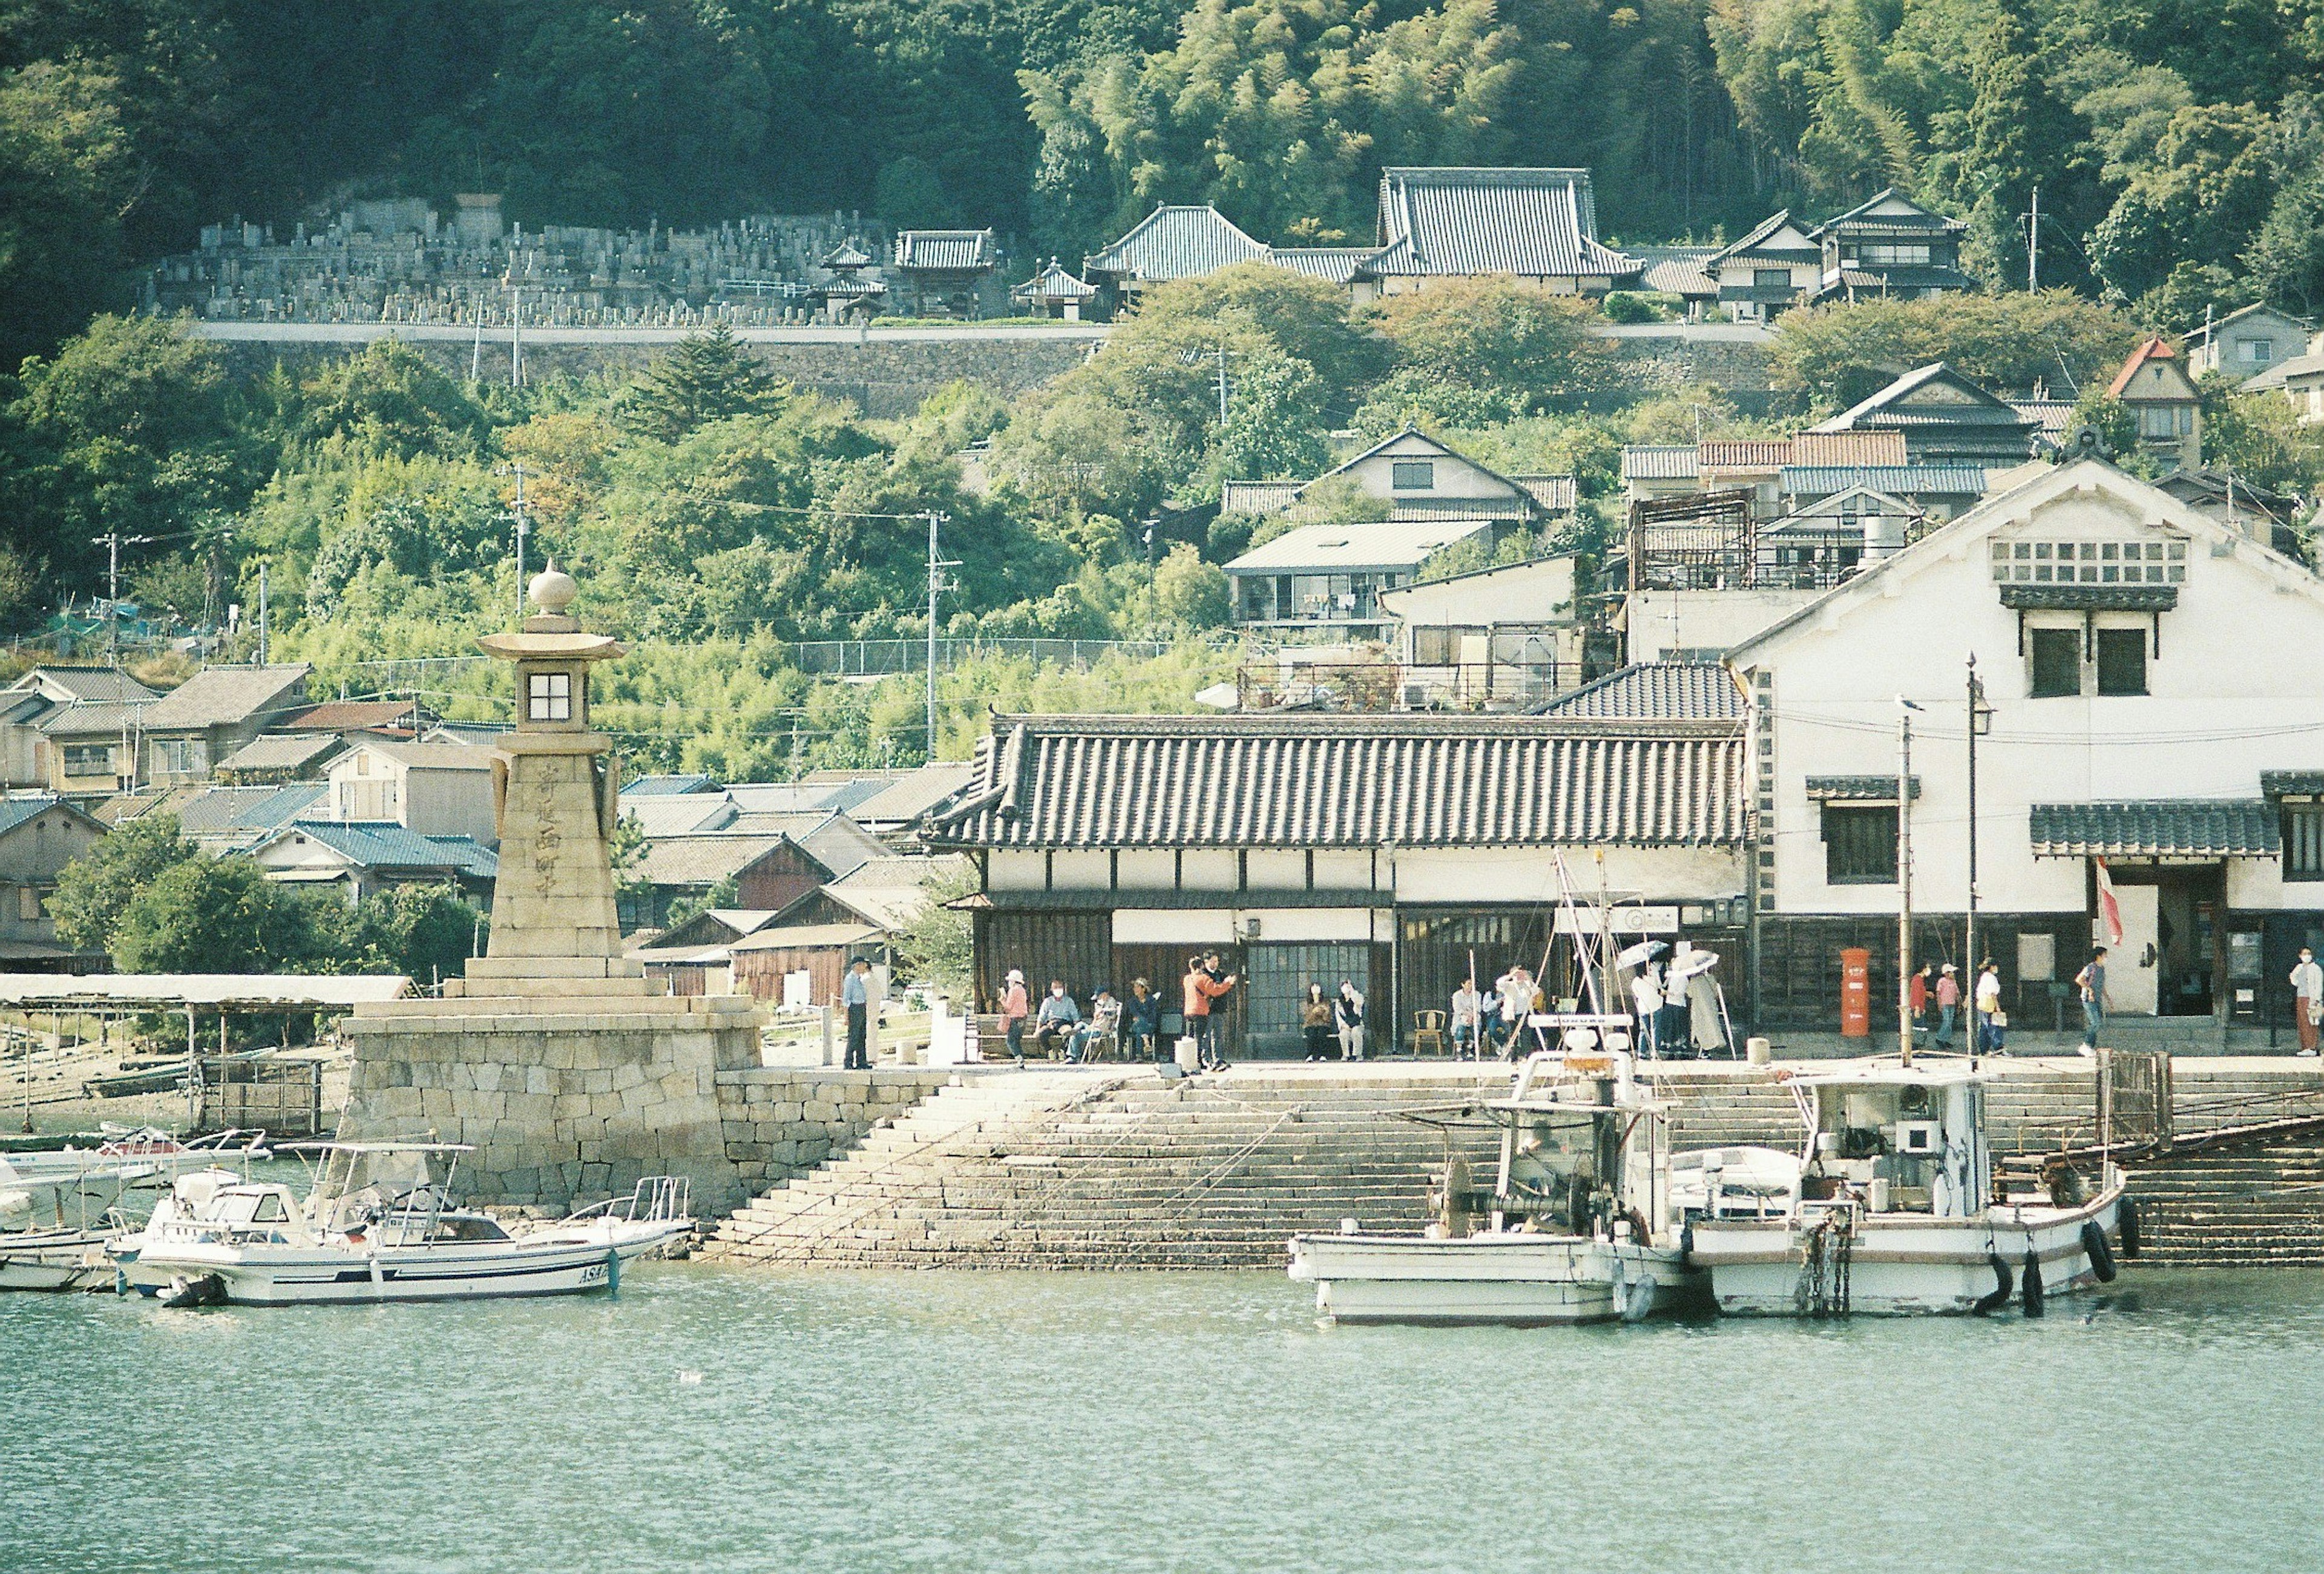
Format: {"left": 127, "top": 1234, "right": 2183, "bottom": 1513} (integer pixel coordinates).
{"left": 123, "top": 1220, "right": 690, "bottom": 1305}
{"left": 1288, "top": 1232, "right": 1708, "bottom": 1326}
{"left": 1689, "top": 1189, "right": 2122, "bottom": 1316}
{"left": 0, "top": 1230, "right": 119, "bottom": 1291}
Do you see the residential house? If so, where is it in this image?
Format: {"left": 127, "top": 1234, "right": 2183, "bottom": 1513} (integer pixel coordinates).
{"left": 1226, "top": 519, "right": 1502, "bottom": 635}
{"left": 1619, "top": 432, "right": 1914, "bottom": 516}
{"left": 923, "top": 713, "right": 1748, "bottom": 1056}
{"left": 1702, "top": 211, "right": 1822, "bottom": 322}
{"left": 31, "top": 700, "right": 152, "bottom": 798}
{"left": 844, "top": 763, "right": 977, "bottom": 846}
{"left": 1223, "top": 429, "right": 1574, "bottom": 530}
{"left": 630, "top": 906, "right": 783, "bottom": 996}
{"left": 176, "top": 782, "right": 328, "bottom": 853}
{"left": 1629, "top": 246, "right": 1719, "bottom": 320}
{"left": 2108, "top": 337, "right": 2203, "bottom": 470}
{"left": 1804, "top": 189, "right": 1974, "bottom": 304}
{"left": 0, "top": 795, "right": 107, "bottom": 964}
{"left": 0, "top": 668, "right": 157, "bottom": 789}
{"left": 318, "top": 739, "right": 499, "bottom": 844}
{"left": 891, "top": 229, "right": 1000, "bottom": 318}
{"left": 1727, "top": 457, "right": 2324, "bottom": 1031}
{"left": 2240, "top": 325, "right": 2324, "bottom": 420}
{"left": 1010, "top": 258, "right": 1100, "bottom": 320}
{"left": 280, "top": 698, "right": 428, "bottom": 737}
{"left": 214, "top": 733, "right": 349, "bottom": 785}
{"left": 722, "top": 808, "right": 885, "bottom": 880}
{"left": 2154, "top": 467, "right": 2305, "bottom": 558}
{"left": 2189, "top": 303, "right": 2308, "bottom": 379}
{"left": 135, "top": 664, "right": 312, "bottom": 788}
{"left": 248, "top": 820, "right": 497, "bottom": 907}
{"left": 619, "top": 832, "right": 835, "bottom": 933}
{"left": 1374, "top": 557, "right": 1587, "bottom": 710}
{"left": 1807, "top": 363, "right": 2037, "bottom": 464}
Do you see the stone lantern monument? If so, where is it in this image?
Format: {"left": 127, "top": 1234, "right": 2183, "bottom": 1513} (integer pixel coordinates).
{"left": 336, "top": 565, "right": 761, "bottom": 1213}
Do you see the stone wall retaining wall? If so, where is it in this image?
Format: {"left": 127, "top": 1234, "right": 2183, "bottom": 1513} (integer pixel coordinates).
{"left": 714, "top": 1068, "right": 959, "bottom": 1193}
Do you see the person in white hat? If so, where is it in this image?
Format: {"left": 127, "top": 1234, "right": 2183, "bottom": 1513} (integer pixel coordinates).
{"left": 1001, "top": 969, "right": 1030, "bottom": 1065}
{"left": 1933, "top": 963, "right": 1960, "bottom": 1049}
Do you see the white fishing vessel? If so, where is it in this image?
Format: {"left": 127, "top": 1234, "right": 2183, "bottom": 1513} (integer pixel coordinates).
{"left": 115, "top": 1141, "right": 694, "bottom": 1306}
{"left": 1288, "top": 1044, "right": 1709, "bottom": 1325}
{"left": 1683, "top": 1059, "right": 2129, "bottom": 1316}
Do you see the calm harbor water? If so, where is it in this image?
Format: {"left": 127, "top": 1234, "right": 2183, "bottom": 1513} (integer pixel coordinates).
{"left": 7, "top": 1264, "right": 2323, "bottom": 1573}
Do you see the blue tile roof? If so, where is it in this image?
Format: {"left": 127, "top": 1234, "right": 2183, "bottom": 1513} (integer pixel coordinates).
{"left": 275, "top": 821, "right": 499, "bottom": 877}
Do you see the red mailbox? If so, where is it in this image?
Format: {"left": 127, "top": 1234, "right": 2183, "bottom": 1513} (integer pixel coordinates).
{"left": 1840, "top": 947, "right": 1871, "bottom": 1037}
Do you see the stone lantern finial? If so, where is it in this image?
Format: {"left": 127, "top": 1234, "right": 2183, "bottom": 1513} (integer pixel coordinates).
{"left": 529, "top": 561, "right": 579, "bottom": 615}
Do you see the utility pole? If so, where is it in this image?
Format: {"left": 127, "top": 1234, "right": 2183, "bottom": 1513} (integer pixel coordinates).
{"left": 98, "top": 530, "right": 153, "bottom": 666}
{"left": 257, "top": 560, "right": 270, "bottom": 667}
{"left": 1216, "top": 343, "right": 1229, "bottom": 426}
{"left": 1898, "top": 697, "right": 1922, "bottom": 1064}
{"left": 924, "top": 511, "right": 957, "bottom": 762}
{"left": 505, "top": 279, "right": 524, "bottom": 387}
{"left": 502, "top": 463, "right": 531, "bottom": 622}
{"left": 1965, "top": 655, "right": 1991, "bottom": 1006}
{"left": 471, "top": 295, "right": 486, "bottom": 383}
{"left": 2027, "top": 186, "right": 2040, "bottom": 292}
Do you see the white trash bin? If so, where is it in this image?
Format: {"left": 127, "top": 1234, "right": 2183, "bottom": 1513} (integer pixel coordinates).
{"left": 1174, "top": 1036, "right": 1201, "bottom": 1073}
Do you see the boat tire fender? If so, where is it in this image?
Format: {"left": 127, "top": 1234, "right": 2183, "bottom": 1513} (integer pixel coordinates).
{"left": 1972, "top": 1251, "right": 2012, "bottom": 1316}
{"left": 1623, "top": 1274, "right": 1656, "bottom": 1323}
{"left": 2021, "top": 1248, "right": 2044, "bottom": 1318}
{"left": 2082, "top": 1220, "right": 2118, "bottom": 1283}
{"left": 1679, "top": 1222, "right": 1695, "bottom": 1269}
{"left": 2118, "top": 1195, "right": 2142, "bottom": 1260}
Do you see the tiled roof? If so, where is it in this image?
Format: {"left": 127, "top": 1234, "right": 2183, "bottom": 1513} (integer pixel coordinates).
{"left": 217, "top": 733, "right": 345, "bottom": 774}
{"left": 180, "top": 782, "right": 328, "bottom": 840}
{"left": 0, "top": 794, "right": 82, "bottom": 838}
{"left": 10, "top": 668, "right": 158, "bottom": 702}
{"left": 1808, "top": 188, "right": 1966, "bottom": 238}
{"left": 1225, "top": 518, "right": 1496, "bottom": 573}
{"left": 1221, "top": 481, "right": 1305, "bottom": 515}
{"left": 140, "top": 664, "right": 310, "bottom": 730}
{"left": 1367, "top": 168, "right": 1632, "bottom": 278}
{"left": 813, "top": 854, "right": 971, "bottom": 928}
{"left": 1085, "top": 206, "right": 1268, "bottom": 283}
{"left": 1805, "top": 775, "right": 1920, "bottom": 801}
{"left": 1010, "top": 260, "right": 1098, "bottom": 301}
{"left": 1269, "top": 247, "right": 1377, "bottom": 283}
{"left": 1808, "top": 364, "right": 2034, "bottom": 441}
{"left": 1533, "top": 663, "right": 1743, "bottom": 720}
{"left": 1699, "top": 440, "right": 1793, "bottom": 470}
{"left": 2010, "top": 400, "right": 2075, "bottom": 439}
{"left": 822, "top": 241, "right": 873, "bottom": 269}
{"left": 727, "top": 781, "right": 871, "bottom": 814}
{"left": 2029, "top": 800, "right": 2279, "bottom": 859}
{"left": 622, "top": 773, "right": 723, "bottom": 797}
{"left": 631, "top": 833, "right": 793, "bottom": 887}
{"left": 2263, "top": 771, "right": 2324, "bottom": 797}
{"left": 2107, "top": 336, "right": 2185, "bottom": 400}
{"left": 1788, "top": 431, "right": 1908, "bottom": 466}
{"left": 893, "top": 229, "right": 996, "bottom": 271}
{"left": 1630, "top": 246, "right": 1719, "bottom": 295}
{"left": 283, "top": 700, "right": 416, "bottom": 733}
{"left": 1781, "top": 465, "right": 1991, "bottom": 497}
{"left": 1513, "top": 474, "right": 1578, "bottom": 512}
{"left": 1709, "top": 211, "right": 1819, "bottom": 264}
{"left": 34, "top": 699, "right": 153, "bottom": 737}
{"left": 268, "top": 820, "right": 498, "bottom": 876}
{"left": 1621, "top": 446, "right": 1699, "bottom": 481}
{"left": 927, "top": 714, "right": 1747, "bottom": 849}
{"left": 625, "top": 796, "right": 739, "bottom": 838}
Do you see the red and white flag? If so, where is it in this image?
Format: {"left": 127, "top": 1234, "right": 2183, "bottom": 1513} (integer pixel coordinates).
{"left": 2095, "top": 857, "right": 2124, "bottom": 946}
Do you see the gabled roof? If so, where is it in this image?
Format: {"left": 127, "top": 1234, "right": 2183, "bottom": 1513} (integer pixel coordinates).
{"left": 822, "top": 240, "right": 874, "bottom": 269}
{"left": 216, "top": 733, "right": 347, "bottom": 776}
{"left": 625, "top": 795, "right": 739, "bottom": 838}
{"left": 1807, "top": 188, "right": 1966, "bottom": 238}
{"left": 635, "top": 907, "right": 784, "bottom": 951}
{"left": 799, "top": 854, "right": 970, "bottom": 930}
{"left": 5, "top": 668, "right": 159, "bottom": 704}
{"left": 2185, "top": 302, "right": 2309, "bottom": 346}
{"left": 848, "top": 763, "right": 976, "bottom": 829}
{"left": 1225, "top": 518, "right": 1497, "bottom": 574}
{"left": 281, "top": 699, "right": 419, "bottom": 734}
{"left": 0, "top": 794, "right": 102, "bottom": 840}
{"left": 2107, "top": 336, "right": 2197, "bottom": 400}
{"left": 1533, "top": 662, "right": 1745, "bottom": 720}
{"left": 258, "top": 820, "right": 497, "bottom": 877}
{"left": 35, "top": 700, "right": 154, "bottom": 739}
{"left": 1629, "top": 245, "right": 1719, "bottom": 297}
{"left": 1084, "top": 205, "right": 1269, "bottom": 283}
{"left": 1010, "top": 259, "right": 1098, "bottom": 301}
{"left": 1779, "top": 464, "right": 1991, "bottom": 498}
{"left": 177, "top": 781, "right": 329, "bottom": 843}
{"left": 139, "top": 664, "right": 311, "bottom": 731}
{"left": 630, "top": 832, "right": 807, "bottom": 888}
{"left": 1808, "top": 363, "right": 2034, "bottom": 438}
{"left": 1367, "top": 167, "right": 1633, "bottom": 279}
{"left": 337, "top": 737, "right": 496, "bottom": 772}
{"left": 926, "top": 713, "right": 1747, "bottom": 851}
{"left": 1709, "top": 211, "right": 1819, "bottom": 265}
{"left": 892, "top": 229, "right": 996, "bottom": 271}
{"left": 1621, "top": 446, "right": 1699, "bottom": 482}
{"left": 1699, "top": 440, "right": 1794, "bottom": 470}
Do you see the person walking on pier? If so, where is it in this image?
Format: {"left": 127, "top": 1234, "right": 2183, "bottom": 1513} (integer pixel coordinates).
{"left": 2074, "top": 947, "right": 2109, "bottom": 1056}
{"left": 1629, "top": 965, "right": 1663, "bottom": 1058}
{"left": 842, "top": 957, "right": 873, "bottom": 1070}
{"left": 1974, "top": 960, "right": 2006, "bottom": 1055}
{"left": 2291, "top": 946, "right": 2323, "bottom": 1056}
{"left": 1302, "top": 984, "right": 1334, "bottom": 1061}
{"left": 1002, "top": 969, "right": 1030, "bottom": 1067}
{"left": 1934, "top": 963, "right": 1960, "bottom": 1048}
{"left": 1184, "top": 954, "right": 1236, "bottom": 1071}
{"left": 1125, "top": 978, "right": 1162, "bottom": 1061}
{"left": 1335, "top": 980, "right": 1367, "bottom": 1060}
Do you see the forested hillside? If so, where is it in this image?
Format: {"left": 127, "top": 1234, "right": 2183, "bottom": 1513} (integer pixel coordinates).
{"left": 9, "top": 0, "right": 2324, "bottom": 363}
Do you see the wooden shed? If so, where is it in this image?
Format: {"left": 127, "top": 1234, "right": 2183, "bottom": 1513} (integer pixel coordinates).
{"left": 728, "top": 921, "right": 884, "bottom": 1007}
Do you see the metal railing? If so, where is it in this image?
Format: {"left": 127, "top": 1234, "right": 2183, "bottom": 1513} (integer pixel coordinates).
{"left": 787, "top": 636, "right": 1178, "bottom": 676}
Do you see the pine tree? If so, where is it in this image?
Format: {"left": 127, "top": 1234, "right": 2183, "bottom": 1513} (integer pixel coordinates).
{"left": 622, "top": 324, "right": 783, "bottom": 443}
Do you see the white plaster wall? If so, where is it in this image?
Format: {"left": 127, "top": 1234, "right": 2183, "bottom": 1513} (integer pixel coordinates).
{"left": 1393, "top": 844, "right": 1744, "bottom": 905}
{"left": 1629, "top": 588, "right": 1817, "bottom": 660}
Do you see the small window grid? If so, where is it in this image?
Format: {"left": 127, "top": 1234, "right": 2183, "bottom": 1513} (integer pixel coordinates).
{"left": 1390, "top": 460, "right": 1436, "bottom": 491}
{"left": 528, "top": 671, "right": 573, "bottom": 722}
{"left": 2285, "top": 805, "right": 2324, "bottom": 882}
{"left": 1823, "top": 804, "right": 1899, "bottom": 886}
{"left": 1990, "top": 539, "right": 2185, "bottom": 586}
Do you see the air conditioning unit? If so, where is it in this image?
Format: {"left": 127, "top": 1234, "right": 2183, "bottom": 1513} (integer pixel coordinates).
{"left": 1895, "top": 1119, "right": 1942, "bottom": 1157}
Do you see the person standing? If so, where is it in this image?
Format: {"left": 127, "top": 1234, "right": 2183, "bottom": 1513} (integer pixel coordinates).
{"left": 1301, "top": 984, "right": 1334, "bottom": 1061}
{"left": 2073, "top": 947, "right": 2109, "bottom": 1056}
{"left": 1124, "top": 978, "right": 1162, "bottom": 1062}
{"left": 1659, "top": 953, "right": 1693, "bottom": 1059}
{"left": 1974, "top": 960, "right": 2006, "bottom": 1055}
{"left": 841, "top": 957, "right": 873, "bottom": 1070}
{"left": 1934, "top": 963, "right": 1960, "bottom": 1049}
{"left": 1001, "top": 968, "right": 1031, "bottom": 1067}
{"left": 1450, "top": 976, "right": 1483, "bottom": 1059}
{"left": 1630, "top": 965, "right": 1663, "bottom": 1057}
{"left": 1335, "top": 980, "right": 1367, "bottom": 1061}
{"left": 1495, "top": 966, "right": 1534, "bottom": 1059}
{"left": 1909, "top": 963, "right": 1933, "bottom": 1041}
{"left": 1183, "top": 955, "right": 1236, "bottom": 1071}
{"left": 2291, "top": 946, "right": 2323, "bottom": 1056}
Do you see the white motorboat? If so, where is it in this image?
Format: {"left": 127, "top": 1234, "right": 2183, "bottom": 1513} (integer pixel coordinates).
{"left": 1288, "top": 1045, "right": 1710, "bottom": 1325}
{"left": 0, "top": 1223, "right": 125, "bottom": 1291}
{"left": 1684, "top": 1059, "right": 2129, "bottom": 1317}
{"left": 115, "top": 1142, "right": 694, "bottom": 1306}
{"left": 0, "top": 1147, "right": 195, "bottom": 1292}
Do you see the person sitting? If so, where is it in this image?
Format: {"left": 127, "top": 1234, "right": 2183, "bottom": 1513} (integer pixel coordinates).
{"left": 1123, "top": 978, "right": 1163, "bottom": 1061}
{"left": 1075, "top": 989, "right": 1121, "bottom": 1061}
{"left": 1033, "top": 980, "right": 1082, "bottom": 1060}
{"left": 1450, "top": 977, "right": 1483, "bottom": 1058}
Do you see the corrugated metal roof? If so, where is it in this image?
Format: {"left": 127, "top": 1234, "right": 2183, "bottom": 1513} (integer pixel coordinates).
{"left": 1085, "top": 206, "right": 1268, "bottom": 283}
{"left": 1368, "top": 168, "right": 1632, "bottom": 279}
{"left": 893, "top": 229, "right": 996, "bottom": 271}
{"left": 927, "top": 714, "right": 1747, "bottom": 849}
{"left": 1225, "top": 519, "right": 1497, "bottom": 573}
{"left": 2029, "top": 801, "right": 2280, "bottom": 858}
{"left": 1781, "top": 465, "right": 1991, "bottom": 496}
{"left": 1621, "top": 446, "right": 1699, "bottom": 481}
{"left": 729, "top": 921, "right": 883, "bottom": 954}
{"left": 140, "top": 664, "right": 310, "bottom": 731}
{"left": 1534, "top": 663, "right": 1743, "bottom": 720}
{"left": 2011, "top": 400, "right": 2075, "bottom": 438}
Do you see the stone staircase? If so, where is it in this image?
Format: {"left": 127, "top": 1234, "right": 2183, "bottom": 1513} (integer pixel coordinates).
{"left": 2126, "top": 1136, "right": 2324, "bottom": 1265}
{"left": 704, "top": 1069, "right": 1510, "bottom": 1269}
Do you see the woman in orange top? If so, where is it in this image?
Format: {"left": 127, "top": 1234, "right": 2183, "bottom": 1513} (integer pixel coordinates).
{"left": 1182, "top": 954, "right": 1236, "bottom": 1072}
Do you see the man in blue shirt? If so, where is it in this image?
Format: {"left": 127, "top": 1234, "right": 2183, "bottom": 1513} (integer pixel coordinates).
{"left": 841, "top": 957, "right": 873, "bottom": 1070}
{"left": 1033, "top": 980, "right": 1082, "bottom": 1061}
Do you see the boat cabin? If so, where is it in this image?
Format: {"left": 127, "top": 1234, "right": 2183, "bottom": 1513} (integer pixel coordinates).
{"left": 1789, "top": 1064, "right": 1991, "bottom": 1218}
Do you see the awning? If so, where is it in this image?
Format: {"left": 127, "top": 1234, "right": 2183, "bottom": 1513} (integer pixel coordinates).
{"left": 2028, "top": 801, "right": 2279, "bottom": 859}
{"left": 1807, "top": 775, "right": 1920, "bottom": 802}
{"left": 2261, "top": 771, "right": 2324, "bottom": 799}
{"left": 0, "top": 973, "right": 414, "bottom": 1010}
{"left": 1998, "top": 584, "right": 2178, "bottom": 613}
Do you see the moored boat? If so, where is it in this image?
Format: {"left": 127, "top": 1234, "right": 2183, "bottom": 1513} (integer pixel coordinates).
{"left": 1683, "top": 1059, "right": 2127, "bottom": 1317}
{"left": 1288, "top": 1044, "right": 1709, "bottom": 1325}
{"left": 115, "top": 1141, "right": 694, "bottom": 1306}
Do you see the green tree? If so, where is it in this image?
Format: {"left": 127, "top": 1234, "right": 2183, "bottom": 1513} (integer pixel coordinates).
{"left": 663, "top": 874, "right": 739, "bottom": 932}
{"left": 297, "top": 340, "right": 493, "bottom": 461}
{"left": 617, "top": 326, "right": 786, "bottom": 443}
{"left": 1769, "top": 292, "right": 2142, "bottom": 411}
{"left": 888, "top": 858, "right": 977, "bottom": 996}
{"left": 111, "top": 855, "right": 334, "bottom": 974}
{"left": 48, "top": 814, "right": 203, "bottom": 955}
{"left": 0, "top": 62, "right": 138, "bottom": 370}
{"left": 1365, "top": 279, "right": 1606, "bottom": 410}
{"left": 1149, "top": 542, "right": 1231, "bottom": 629}
{"left": 354, "top": 882, "right": 484, "bottom": 983}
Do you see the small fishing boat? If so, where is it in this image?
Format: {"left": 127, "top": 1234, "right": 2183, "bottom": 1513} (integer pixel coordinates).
{"left": 115, "top": 1141, "right": 694, "bottom": 1306}
{"left": 1682, "top": 1059, "right": 2129, "bottom": 1317}
{"left": 1288, "top": 1044, "right": 1708, "bottom": 1325}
